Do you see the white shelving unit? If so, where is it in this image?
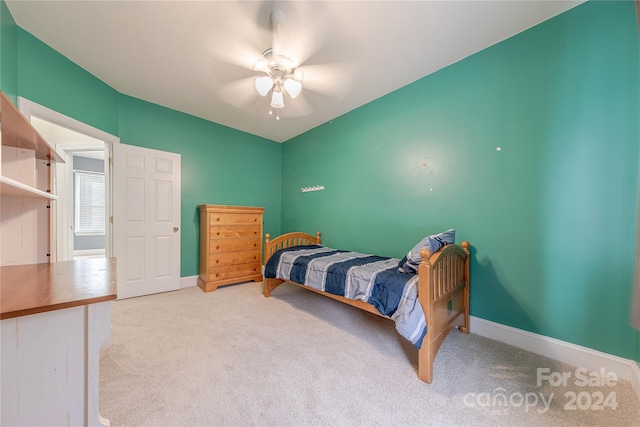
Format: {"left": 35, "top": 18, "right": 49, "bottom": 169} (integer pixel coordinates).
{"left": 1, "top": 92, "right": 115, "bottom": 426}
{"left": 0, "top": 91, "right": 63, "bottom": 266}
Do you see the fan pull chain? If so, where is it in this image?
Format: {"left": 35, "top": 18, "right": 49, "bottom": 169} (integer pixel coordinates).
{"left": 268, "top": 107, "right": 280, "bottom": 120}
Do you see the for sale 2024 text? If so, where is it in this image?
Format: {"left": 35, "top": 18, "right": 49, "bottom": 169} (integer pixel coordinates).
{"left": 537, "top": 367, "right": 618, "bottom": 411}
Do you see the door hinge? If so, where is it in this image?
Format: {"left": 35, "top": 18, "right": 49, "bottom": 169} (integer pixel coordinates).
{"left": 109, "top": 215, "right": 113, "bottom": 224}
{"left": 109, "top": 157, "right": 114, "bottom": 165}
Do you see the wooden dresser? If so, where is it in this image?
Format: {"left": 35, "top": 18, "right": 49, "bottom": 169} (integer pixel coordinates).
{"left": 198, "top": 204, "right": 264, "bottom": 292}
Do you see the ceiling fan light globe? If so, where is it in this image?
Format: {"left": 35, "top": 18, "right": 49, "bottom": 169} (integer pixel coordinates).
{"left": 283, "top": 78, "right": 302, "bottom": 99}
{"left": 271, "top": 90, "right": 285, "bottom": 109}
{"left": 255, "top": 76, "right": 274, "bottom": 96}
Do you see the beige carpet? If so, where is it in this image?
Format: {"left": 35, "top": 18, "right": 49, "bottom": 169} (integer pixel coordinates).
{"left": 100, "top": 283, "right": 639, "bottom": 426}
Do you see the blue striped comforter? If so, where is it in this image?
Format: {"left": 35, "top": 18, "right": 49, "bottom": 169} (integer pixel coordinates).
{"left": 264, "top": 245, "right": 427, "bottom": 349}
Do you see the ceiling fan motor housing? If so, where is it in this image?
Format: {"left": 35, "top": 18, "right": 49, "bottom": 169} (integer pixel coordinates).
{"left": 270, "top": 9, "right": 287, "bottom": 26}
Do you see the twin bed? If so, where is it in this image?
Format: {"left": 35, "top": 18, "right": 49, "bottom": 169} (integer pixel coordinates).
{"left": 262, "top": 231, "right": 470, "bottom": 383}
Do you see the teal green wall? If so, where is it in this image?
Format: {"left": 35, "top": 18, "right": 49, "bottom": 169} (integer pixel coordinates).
{"left": 118, "top": 94, "right": 281, "bottom": 276}
{"left": 16, "top": 29, "right": 119, "bottom": 136}
{"left": 3, "top": 12, "right": 282, "bottom": 278}
{"left": 0, "top": 0, "right": 17, "bottom": 103}
{"left": 282, "top": 1, "right": 639, "bottom": 359}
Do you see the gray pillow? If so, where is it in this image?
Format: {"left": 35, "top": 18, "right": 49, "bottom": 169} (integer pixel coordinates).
{"left": 397, "top": 229, "right": 456, "bottom": 274}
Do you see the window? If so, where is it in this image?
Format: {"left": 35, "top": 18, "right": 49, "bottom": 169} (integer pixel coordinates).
{"left": 74, "top": 170, "right": 105, "bottom": 235}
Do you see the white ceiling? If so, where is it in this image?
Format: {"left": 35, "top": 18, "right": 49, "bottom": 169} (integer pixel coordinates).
{"left": 7, "top": 1, "right": 583, "bottom": 143}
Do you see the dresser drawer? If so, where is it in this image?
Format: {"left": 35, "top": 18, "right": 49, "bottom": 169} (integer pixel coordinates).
{"left": 209, "top": 238, "right": 260, "bottom": 253}
{"left": 208, "top": 225, "right": 261, "bottom": 239}
{"left": 208, "top": 251, "right": 260, "bottom": 267}
{"left": 208, "top": 213, "right": 262, "bottom": 226}
{"left": 208, "top": 263, "right": 261, "bottom": 281}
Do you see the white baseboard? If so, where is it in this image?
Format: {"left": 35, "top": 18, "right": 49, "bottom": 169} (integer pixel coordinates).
{"left": 470, "top": 316, "right": 640, "bottom": 400}
{"left": 180, "top": 275, "right": 198, "bottom": 289}
{"left": 631, "top": 361, "right": 640, "bottom": 399}
{"left": 73, "top": 249, "right": 106, "bottom": 259}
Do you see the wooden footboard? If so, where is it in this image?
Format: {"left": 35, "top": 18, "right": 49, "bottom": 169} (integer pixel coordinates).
{"left": 417, "top": 241, "right": 470, "bottom": 383}
{"left": 263, "top": 231, "right": 470, "bottom": 384}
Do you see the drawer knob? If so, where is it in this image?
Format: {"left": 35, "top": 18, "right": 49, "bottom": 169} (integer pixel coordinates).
{"left": 216, "top": 218, "right": 220, "bottom": 221}
{"left": 216, "top": 246, "right": 220, "bottom": 250}
{"left": 216, "top": 260, "right": 219, "bottom": 264}
{"left": 254, "top": 243, "right": 257, "bottom": 247}
{"left": 217, "top": 232, "right": 220, "bottom": 236}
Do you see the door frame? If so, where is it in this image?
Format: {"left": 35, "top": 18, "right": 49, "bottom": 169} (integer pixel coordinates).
{"left": 18, "top": 98, "right": 120, "bottom": 260}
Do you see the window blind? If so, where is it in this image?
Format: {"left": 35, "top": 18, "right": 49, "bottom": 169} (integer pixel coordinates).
{"left": 75, "top": 170, "right": 105, "bottom": 234}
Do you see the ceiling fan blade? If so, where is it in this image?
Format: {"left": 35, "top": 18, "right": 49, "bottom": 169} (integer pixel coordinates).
{"left": 270, "top": 4, "right": 359, "bottom": 70}
{"left": 298, "top": 62, "right": 362, "bottom": 99}
{"left": 205, "top": 36, "right": 264, "bottom": 74}
{"left": 279, "top": 93, "right": 316, "bottom": 118}
{"left": 218, "top": 77, "right": 261, "bottom": 110}
{"left": 196, "top": 1, "right": 271, "bottom": 74}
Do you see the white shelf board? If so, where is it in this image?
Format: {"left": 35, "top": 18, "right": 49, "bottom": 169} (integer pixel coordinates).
{"left": 0, "top": 175, "right": 57, "bottom": 199}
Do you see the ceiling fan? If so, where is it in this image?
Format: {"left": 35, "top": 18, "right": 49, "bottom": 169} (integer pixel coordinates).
{"left": 211, "top": 3, "right": 361, "bottom": 120}
{"left": 253, "top": 9, "right": 303, "bottom": 120}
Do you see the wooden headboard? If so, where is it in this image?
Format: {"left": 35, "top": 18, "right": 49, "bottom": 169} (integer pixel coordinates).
{"left": 264, "top": 231, "right": 321, "bottom": 264}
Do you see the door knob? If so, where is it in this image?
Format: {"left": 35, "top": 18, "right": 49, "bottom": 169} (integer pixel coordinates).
{"left": 173, "top": 227, "right": 179, "bottom": 232}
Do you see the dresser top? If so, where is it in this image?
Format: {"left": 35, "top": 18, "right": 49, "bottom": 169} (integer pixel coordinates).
{"left": 1, "top": 258, "right": 117, "bottom": 320}
{"left": 199, "top": 204, "right": 264, "bottom": 213}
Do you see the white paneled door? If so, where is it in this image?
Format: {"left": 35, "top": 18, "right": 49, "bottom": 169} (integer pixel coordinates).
{"left": 112, "top": 143, "right": 181, "bottom": 299}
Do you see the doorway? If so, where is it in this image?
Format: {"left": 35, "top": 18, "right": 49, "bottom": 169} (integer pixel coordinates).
{"left": 18, "top": 98, "right": 119, "bottom": 262}
{"left": 19, "top": 97, "right": 182, "bottom": 299}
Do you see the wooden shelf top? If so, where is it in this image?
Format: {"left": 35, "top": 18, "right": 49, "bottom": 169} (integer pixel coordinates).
{"left": 0, "top": 258, "right": 117, "bottom": 320}
{"left": 0, "top": 91, "right": 64, "bottom": 163}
